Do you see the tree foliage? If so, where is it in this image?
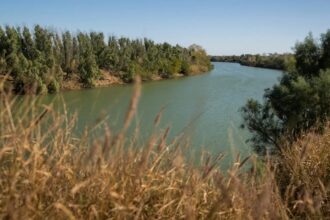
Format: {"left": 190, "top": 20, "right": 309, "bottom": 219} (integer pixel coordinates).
{"left": 241, "top": 30, "right": 330, "bottom": 155}
{"left": 0, "top": 25, "right": 212, "bottom": 94}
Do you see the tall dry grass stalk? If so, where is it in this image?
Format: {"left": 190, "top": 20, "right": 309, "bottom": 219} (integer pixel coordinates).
{"left": 275, "top": 128, "right": 330, "bottom": 219}
{"left": 0, "top": 78, "right": 329, "bottom": 219}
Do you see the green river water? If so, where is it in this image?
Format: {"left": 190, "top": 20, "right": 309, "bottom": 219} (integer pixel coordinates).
{"left": 27, "top": 62, "right": 282, "bottom": 161}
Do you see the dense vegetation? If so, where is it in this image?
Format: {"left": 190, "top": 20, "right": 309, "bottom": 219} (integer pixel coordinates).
{"left": 211, "top": 53, "right": 293, "bottom": 70}
{"left": 241, "top": 30, "right": 330, "bottom": 155}
{"left": 0, "top": 25, "right": 212, "bottom": 94}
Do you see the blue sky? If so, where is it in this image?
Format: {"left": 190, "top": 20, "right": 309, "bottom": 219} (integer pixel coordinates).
{"left": 1, "top": 0, "right": 329, "bottom": 55}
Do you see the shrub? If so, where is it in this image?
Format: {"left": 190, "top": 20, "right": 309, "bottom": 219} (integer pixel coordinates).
{"left": 47, "top": 78, "right": 60, "bottom": 93}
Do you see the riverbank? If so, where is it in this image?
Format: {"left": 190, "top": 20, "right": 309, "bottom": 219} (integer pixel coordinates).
{"left": 210, "top": 53, "right": 293, "bottom": 70}
{"left": 0, "top": 67, "right": 210, "bottom": 94}
{"left": 0, "top": 62, "right": 212, "bottom": 94}
{"left": 49, "top": 66, "right": 209, "bottom": 92}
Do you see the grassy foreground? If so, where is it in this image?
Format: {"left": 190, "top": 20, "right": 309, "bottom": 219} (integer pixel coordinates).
{"left": 0, "top": 80, "right": 329, "bottom": 219}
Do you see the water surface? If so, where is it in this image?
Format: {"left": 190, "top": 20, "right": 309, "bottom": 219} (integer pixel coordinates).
{"left": 33, "top": 62, "right": 282, "bottom": 159}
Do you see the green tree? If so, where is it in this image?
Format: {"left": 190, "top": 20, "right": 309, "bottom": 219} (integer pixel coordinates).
{"left": 21, "top": 27, "right": 38, "bottom": 60}
{"left": 320, "top": 30, "right": 330, "bottom": 69}
{"left": 71, "top": 36, "right": 79, "bottom": 73}
{"left": 241, "top": 31, "right": 330, "bottom": 155}
{"left": 294, "top": 33, "right": 321, "bottom": 78}
{"left": 0, "top": 26, "right": 7, "bottom": 74}
{"left": 107, "top": 36, "right": 120, "bottom": 72}
{"left": 34, "top": 25, "right": 54, "bottom": 68}
{"left": 90, "top": 32, "right": 107, "bottom": 68}
{"left": 77, "top": 33, "right": 100, "bottom": 87}
{"left": 4, "top": 26, "right": 20, "bottom": 74}
{"left": 62, "top": 31, "right": 73, "bottom": 75}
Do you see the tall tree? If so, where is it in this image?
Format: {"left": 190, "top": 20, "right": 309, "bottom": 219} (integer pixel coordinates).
{"left": 21, "top": 26, "right": 38, "bottom": 60}
{"left": 0, "top": 26, "right": 7, "bottom": 74}
{"left": 90, "top": 32, "right": 106, "bottom": 68}
{"left": 241, "top": 30, "right": 330, "bottom": 155}
{"left": 77, "top": 33, "right": 100, "bottom": 87}
{"left": 62, "top": 31, "right": 73, "bottom": 75}
{"left": 320, "top": 30, "right": 330, "bottom": 69}
{"left": 107, "top": 36, "right": 120, "bottom": 71}
{"left": 294, "top": 33, "right": 321, "bottom": 78}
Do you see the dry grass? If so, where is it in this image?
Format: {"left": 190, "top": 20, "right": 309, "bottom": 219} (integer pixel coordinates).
{"left": 275, "top": 129, "right": 330, "bottom": 219}
{"left": 0, "top": 78, "right": 329, "bottom": 219}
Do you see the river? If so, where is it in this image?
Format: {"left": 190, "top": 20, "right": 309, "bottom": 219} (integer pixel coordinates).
{"left": 31, "top": 62, "right": 282, "bottom": 161}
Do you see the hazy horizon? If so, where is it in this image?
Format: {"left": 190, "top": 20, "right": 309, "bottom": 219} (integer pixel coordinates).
{"left": 1, "top": 0, "right": 329, "bottom": 55}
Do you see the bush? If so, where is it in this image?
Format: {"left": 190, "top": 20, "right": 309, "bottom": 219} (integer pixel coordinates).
{"left": 241, "top": 30, "right": 330, "bottom": 154}
{"left": 47, "top": 78, "right": 60, "bottom": 93}
{"left": 36, "top": 80, "right": 48, "bottom": 94}
{"left": 180, "top": 60, "right": 190, "bottom": 75}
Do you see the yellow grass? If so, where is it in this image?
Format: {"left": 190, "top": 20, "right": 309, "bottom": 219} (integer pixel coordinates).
{"left": 0, "top": 78, "right": 329, "bottom": 219}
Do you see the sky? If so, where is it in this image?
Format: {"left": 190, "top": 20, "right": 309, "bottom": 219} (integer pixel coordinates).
{"left": 0, "top": 0, "right": 329, "bottom": 55}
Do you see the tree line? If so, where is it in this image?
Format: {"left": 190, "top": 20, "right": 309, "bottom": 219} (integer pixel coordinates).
{"left": 0, "top": 25, "right": 212, "bottom": 94}
{"left": 241, "top": 30, "right": 330, "bottom": 155}
{"left": 210, "top": 53, "right": 293, "bottom": 70}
